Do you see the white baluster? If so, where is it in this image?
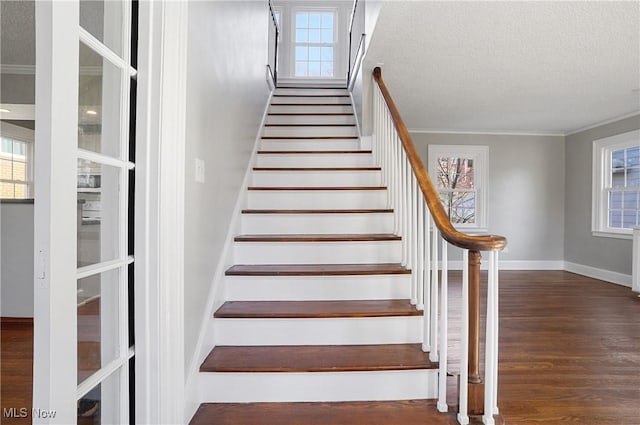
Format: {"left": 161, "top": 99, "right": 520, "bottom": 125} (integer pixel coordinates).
{"left": 422, "top": 203, "right": 431, "bottom": 352}
{"left": 438, "top": 236, "right": 449, "bottom": 412}
{"left": 410, "top": 175, "right": 417, "bottom": 305}
{"left": 430, "top": 219, "right": 439, "bottom": 363}
{"left": 458, "top": 249, "right": 470, "bottom": 425}
{"left": 483, "top": 250, "right": 500, "bottom": 424}
{"left": 416, "top": 188, "right": 425, "bottom": 311}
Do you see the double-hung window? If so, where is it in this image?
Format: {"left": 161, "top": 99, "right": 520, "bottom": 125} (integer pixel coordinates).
{"left": 592, "top": 129, "right": 640, "bottom": 238}
{"left": 0, "top": 123, "right": 34, "bottom": 199}
{"left": 294, "top": 10, "right": 335, "bottom": 78}
{"left": 428, "top": 145, "right": 488, "bottom": 231}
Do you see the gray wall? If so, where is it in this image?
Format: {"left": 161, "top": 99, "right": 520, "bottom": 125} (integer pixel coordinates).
{"left": 1, "top": 202, "right": 34, "bottom": 317}
{"left": 564, "top": 114, "right": 640, "bottom": 275}
{"left": 183, "top": 1, "right": 271, "bottom": 371}
{"left": 411, "top": 132, "right": 565, "bottom": 263}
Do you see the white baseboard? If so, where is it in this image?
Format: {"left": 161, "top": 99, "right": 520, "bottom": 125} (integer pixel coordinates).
{"left": 564, "top": 261, "right": 632, "bottom": 288}
{"left": 183, "top": 88, "right": 275, "bottom": 424}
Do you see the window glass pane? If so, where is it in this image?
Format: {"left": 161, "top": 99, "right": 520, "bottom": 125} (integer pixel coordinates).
{"left": 12, "top": 156, "right": 26, "bottom": 181}
{"left": 309, "top": 29, "right": 321, "bottom": 43}
{"left": 610, "top": 191, "right": 622, "bottom": 209}
{"left": 77, "top": 269, "right": 121, "bottom": 384}
{"left": 79, "top": 42, "right": 124, "bottom": 159}
{"left": 309, "top": 46, "right": 321, "bottom": 61}
{"left": 321, "top": 46, "right": 333, "bottom": 61}
{"left": 321, "top": 62, "right": 333, "bottom": 77}
{"left": 0, "top": 181, "right": 14, "bottom": 198}
{"left": 321, "top": 13, "right": 334, "bottom": 28}
{"left": 77, "top": 369, "right": 122, "bottom": 423}
{"left": 0, "top": 157, "right": 13, "bottom": 181}
{"left": 623, "top": 191, "right": 637, "bottom": 209}
{"left": 622, "top": 210, "right": 637, "bottom": 228}
{"left": 80, "top": 0, "right": 124, "bottom": 58}
{"left": 308, "top": 62, "right": 321, "bottom": 77}
{"left": 627, "top": 167, "right": 640, "bottom": 187}
{"left": 295, "top": 12, "right": 308, "bottom": 28}
{"left": 437, "top": 157, "right": 474, "bottom": 189}
{"left": 321, "top": 29, "right": 333, "bottom": 43}
{"left": 1, "top": 138, "right": 12, "bottom": 154}
{"left": 295, "top": 46, "right": 308, "bottom": 61}
{"left": 626, "top": 146, "right": 640, "bottom": 166}
{"left": 77, "top": 159, "right": 121, "bottom": 267}
{"left": 13, "top": 141, "right": 26, "bottom": 157}
{"left": 295, "top": 29, "right": 308, "bottom": 43}
{"left": 295, "top": 62, "right": 307, "bottom": 77}
{"left": 309, "top": 13, "right": 321, "bottom": 28}
{"left": 439, "top": 191, "right": 476, "bottom": 224}
{"left": 609, "top": 210, "right": 622, "bottom": 228}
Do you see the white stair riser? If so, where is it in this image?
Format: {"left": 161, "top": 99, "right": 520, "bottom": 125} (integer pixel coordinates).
{"left": 252, "top": 170, "right": 381, "bottom": 186}
{"left": 260, "top": 139, "right": 360, "bottom": 151}
{"left": 225, "top": 275, "right": 411, "bottom": 301}
{"left": 199, "top": 369, "right": 438, "bottom": 402}
{"left": 263, "top": 126, "right": 357, "bottom": 137}
{"left": 247, "top": 190, "right": 388, "bottom": 209}
{"left": 241, "top": 212, "right": 394, "bottom": 234}
{"left": 266, "top": 114, "right": 355, "bottom": 125}
{"left": 269, "top": 105, "right": 353, "bottom": 114}
{"left": 234, "top": 240, "right": 402, "bottom": 264}
{"left": 214, "top": 316, "right": 422, "bottom": 346}
{"left": 274, "top": 89, "right": 348, "bottom": 96}
{"left": 271, "top": 96, "right": 350, "bottom": 105}
{"left": 255, "top": 154, "right": 373, "bottom": 167}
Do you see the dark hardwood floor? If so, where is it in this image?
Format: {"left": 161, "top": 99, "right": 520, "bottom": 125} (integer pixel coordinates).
{"left": 3, "top": 271, "right": 639, "bottom": 424}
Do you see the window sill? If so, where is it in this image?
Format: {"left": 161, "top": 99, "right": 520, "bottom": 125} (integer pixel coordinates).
{"left": 591, "top": 230, "right": 633, "bottom": 240}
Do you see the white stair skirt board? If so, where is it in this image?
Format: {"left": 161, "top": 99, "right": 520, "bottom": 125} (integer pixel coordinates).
{"left": 225, "top": 274, "right": 411, "bottom": 301}
{"left": 271, "top": 96, "right": 351, "bottom": 105}
{"left": 233, "top": 240, "right": 402, "bottom": 264}
{"left": 251, "top": 170, "right": 382, "bottom": 187}
{"left": 274, "top": 88, "right": 349, "bottom": 96}
{"left": 241, "top": 211, "right": 394, "bottom": 234}
{"left": 199, "top": 369, "right": 438, "bottom": 403}
{"left": 260, "top": 139, "right": 361, "bottom": 151}
{"left": 262, "top": 126, "right": 357, "bottom": 138}
{"left": 266, "top": 114, "right": 356, "bottom": 125}
{"left": 269, "top": 105, "right": 353, "bottom": 114}
{"left": 255, "top": 153, "right": 374, "bottom": 167}
{"left": 247, "top": 189, "right": 387, "bottom": 209}
{"left": 214, "top": 316, "right": 422, "bottom": 346}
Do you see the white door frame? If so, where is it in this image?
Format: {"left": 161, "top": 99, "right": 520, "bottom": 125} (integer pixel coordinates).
{"left": 33, "top": 1, "right": 189, "bottom": 424}
{"left": 134, "top": 1, "right": 188, "bottom": 424}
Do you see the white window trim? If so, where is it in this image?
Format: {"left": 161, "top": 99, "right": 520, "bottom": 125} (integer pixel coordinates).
{"left": 291, "top": 7, "right": 338, "bottom": 79}
{"left": 592, "top": 129, "right": 640, "bottom": 240}
{"left": 428, "top": 144, "right": 489, "bottom": 232}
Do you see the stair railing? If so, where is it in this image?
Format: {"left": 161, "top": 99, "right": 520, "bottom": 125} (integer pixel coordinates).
{"left": 268, "top": 0, "right": 279, "bottom": 87}
{"left": 347, "top": 0, "right": 365, "bottom": 87}
{"left": 372, "top": 67, "right": 507, "bottom": 425}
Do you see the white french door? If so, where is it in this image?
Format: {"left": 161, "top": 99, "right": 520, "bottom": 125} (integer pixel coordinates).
{"left": 34, "top": 1, "right": 136, "bottom": 423}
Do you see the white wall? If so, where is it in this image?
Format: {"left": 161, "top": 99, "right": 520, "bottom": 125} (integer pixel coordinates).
{"left": 183, "top": 0, "right": 270, "bottom": 373}
{"left": 0, "top": 201, "right": 34, "bottom": 317}
{"left": 412, "top": 132, "right": 565, "bottom": 265}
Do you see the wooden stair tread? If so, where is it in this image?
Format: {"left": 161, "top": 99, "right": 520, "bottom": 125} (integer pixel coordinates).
{"left": 253, "top": 167, "right": 381, "bottom": 171}
{"left": 200, "top": 344, "right": 434, "bottom": 372}
{"left": 241, "top": 208, "right": 393, "bottom": 214}
{"left": 264, "top": 123, "right": 356, "bottom": 127}
{"left": 271, "top": 103, "right": 352, "bottom": 106}
{"left": 225, "top": 263, "right": 410, "bottom": 276}
{"left": 214, "top": 300, "right": 421, "bottom": 319}
{"left": 268, "top": 112, "right": 354, "bottom": 116}
{"left": 257, "top": 150, "right": 371, "bottom": 154}
{"left": 234, "top": 233, "right": 400, "bottom": 242}
{"left": 190, "top": 400, "right": 455, "bottom": 425}
{"left": 272, "top": 94, "right": 350, "bottom": 98}
{"left": 261, "top": 136, "right": 359, "bottom": 140}
{"left": 247, "top": 186, "right": 386, "bottom": 191}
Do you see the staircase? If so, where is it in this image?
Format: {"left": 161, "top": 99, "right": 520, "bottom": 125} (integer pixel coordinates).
{"left": 190, "top": 86, "right": 444, "bottom": 423}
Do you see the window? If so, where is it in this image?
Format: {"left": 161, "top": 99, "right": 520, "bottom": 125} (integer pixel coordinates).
{"left": 0, "top": 124, "right": 34, "bottom": 199}
{"left": 428, "top": 145, "right": 488, "bottom": 231}
{"left": 592, "top": 129, "right": 640, "bottom": 238}
{"left": 294, "top": 10, "right": 335, "bottom": 78}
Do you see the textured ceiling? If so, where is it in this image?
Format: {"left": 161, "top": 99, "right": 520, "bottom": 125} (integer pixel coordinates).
{"left": 365, "top": 1, "right": 640, "bottom": 134}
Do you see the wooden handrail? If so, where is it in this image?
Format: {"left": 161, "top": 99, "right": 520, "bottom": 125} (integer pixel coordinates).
{"left": 373, "top": 67, "right": 507, "bottom": 252}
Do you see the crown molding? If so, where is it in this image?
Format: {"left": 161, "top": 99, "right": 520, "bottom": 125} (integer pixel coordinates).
{"left": 408, "top": 128, "right": 565, "bottom": 137}
{"left": 565, "top": 111, "right": 640, "bottom": 136}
